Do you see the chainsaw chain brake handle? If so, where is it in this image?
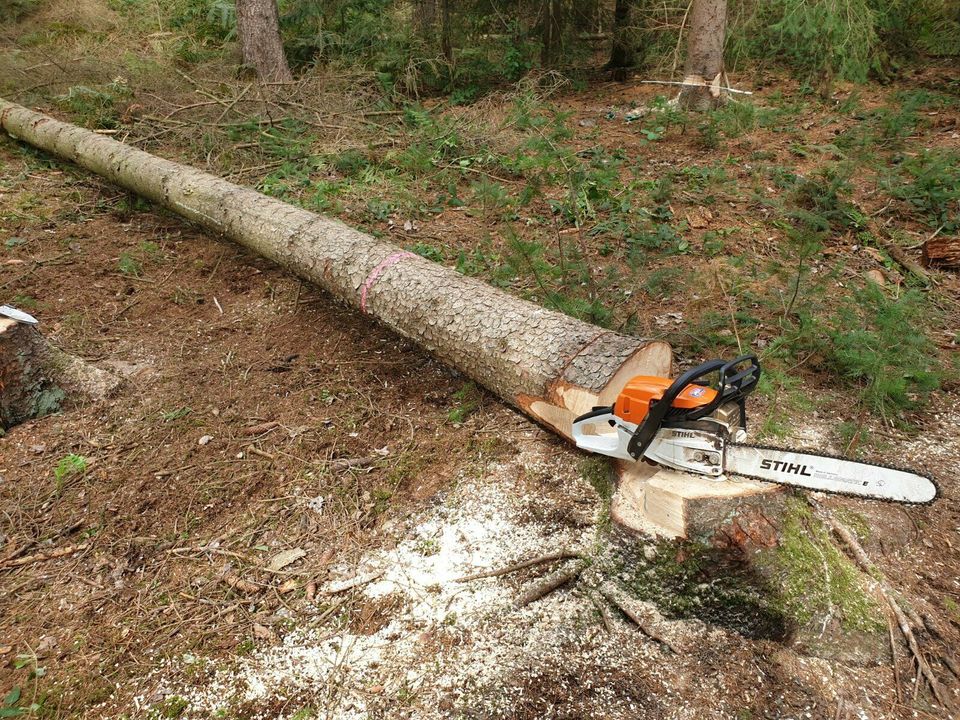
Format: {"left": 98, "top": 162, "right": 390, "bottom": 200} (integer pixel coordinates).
{"left": 625, "top": 354, "right": 761, "bottom": 461}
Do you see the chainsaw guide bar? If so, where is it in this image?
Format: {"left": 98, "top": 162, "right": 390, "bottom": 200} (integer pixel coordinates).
{"left": 572, "top": 354, "right": 939, "bottom": 505}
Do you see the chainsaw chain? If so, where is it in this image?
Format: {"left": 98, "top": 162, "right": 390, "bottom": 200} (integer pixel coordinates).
{"left": 726, "top": 441, "right": 941, "bottom": 506}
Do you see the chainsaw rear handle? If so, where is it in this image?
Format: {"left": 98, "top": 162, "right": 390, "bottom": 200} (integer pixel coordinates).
{"left": 626, "top": 354, "right": 761, "bottom": 461}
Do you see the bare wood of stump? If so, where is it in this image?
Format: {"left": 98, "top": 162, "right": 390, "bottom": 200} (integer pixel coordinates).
{"left": 515, "top": 558, "right": 588, "bottom": 608}
{"left": 810, "top": 500, "right": 953, "bottom": 712}
{"left": 922, "top": 236, "right": 960, "bottom": 269}
{"left": 455, "top": 549, "right": 582, "bottom": 582}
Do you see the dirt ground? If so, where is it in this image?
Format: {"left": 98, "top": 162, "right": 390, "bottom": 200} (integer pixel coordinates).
{"left": 1, "top": 26, "right": 960, "bottom": 718}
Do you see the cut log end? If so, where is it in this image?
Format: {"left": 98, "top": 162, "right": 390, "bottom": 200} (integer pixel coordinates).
{"left": 922, "top": 235, "right": 960, "bottom": 269}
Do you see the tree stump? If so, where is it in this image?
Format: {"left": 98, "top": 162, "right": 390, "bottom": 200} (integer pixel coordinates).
{"left": 922, "top": 235, "right": 960, "bottom": 269}
{"left": 0, "top": 318, "right": 119, "bottom": 431}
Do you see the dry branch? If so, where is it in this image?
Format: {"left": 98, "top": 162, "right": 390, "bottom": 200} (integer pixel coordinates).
{"left": 0, "top": 542, "right": 89, "bottom": 569}
{"left": 456, "top": 549, "right": 582, "bottom": 582}
{"left": 515, "top": 558, "right": 588, "bottom": 607}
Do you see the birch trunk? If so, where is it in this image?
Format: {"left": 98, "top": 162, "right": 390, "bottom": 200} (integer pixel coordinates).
{"left": 677, "top": 0, "right": 727, "bottom": 110}
{"left": 0, "top": 100, "right": 671, "bottom": 441}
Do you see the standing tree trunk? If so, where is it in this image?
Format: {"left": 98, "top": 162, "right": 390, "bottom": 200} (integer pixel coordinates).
{"left": 540, "top": 0, "right": 563, "bottom": 68}
{"left": 606, "top": 0, "right": 636, "bottom": 80}
{"left": 440, "top": 0, "right": 453, "bottom": 62}
{"left": 677, "top": 0, "right": 727, "bottom": 110}
{"left": 235, "top": 0, "right": 293, "bottom": 83}
{"left": 414, "top": 0, "right": 437, "bottom": 38}
{"left": 0, "top": 99, "right": 671, "bottom": 444}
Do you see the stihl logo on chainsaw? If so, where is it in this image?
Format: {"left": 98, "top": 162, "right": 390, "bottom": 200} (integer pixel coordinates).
{"left": 760, "top": 458, "right": 812, "bottom": 476}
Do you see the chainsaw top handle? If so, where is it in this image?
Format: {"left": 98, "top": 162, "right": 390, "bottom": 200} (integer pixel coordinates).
{"left": 625, "top": 354, "right": 761, "bottom": 461}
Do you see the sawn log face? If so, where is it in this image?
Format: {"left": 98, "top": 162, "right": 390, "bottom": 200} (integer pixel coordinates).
{"left": 0, "top": 100, "right": 671, "bottom": 438}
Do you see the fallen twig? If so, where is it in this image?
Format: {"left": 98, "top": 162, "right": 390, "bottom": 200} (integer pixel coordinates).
{"left": 329, "top": 456, "right": 379, "bottom": 470}
{"left": 515, "top": 558, "right": 587, "bottom": 608}
{"left": 455, "top": 549, "right": 581, "bottom": 582}
{"left": 323, "top": 569, "right": 385, "bottom": 595}
{"left": 0, "top": 543, "right": 89, "bottom": 569}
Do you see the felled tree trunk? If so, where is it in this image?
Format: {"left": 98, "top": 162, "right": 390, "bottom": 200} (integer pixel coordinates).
{"left": 0, "top": 319, "right": 119, "bottom": 431}
{"left": 0, "top": 99, "right": 671, "bottom": 443}
{"left": 922, "top": 236, "right": 960, "bottom": 269}
{"left": 677, "top": 0, "right": 727, "bottom": 110}
{"left": 235, "top": 0, "right": 293, "bottom": 83}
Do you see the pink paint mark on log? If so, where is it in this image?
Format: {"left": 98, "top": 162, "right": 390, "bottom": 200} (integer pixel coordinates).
{"left": 359, "top": 251, "right": 417, "bottom": 313}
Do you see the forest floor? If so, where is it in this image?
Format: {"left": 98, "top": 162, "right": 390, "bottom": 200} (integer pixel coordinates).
{"left": 2, "top": 1, "right": 960, "bottom": 718}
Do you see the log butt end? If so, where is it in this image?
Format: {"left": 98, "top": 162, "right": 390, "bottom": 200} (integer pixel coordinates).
{"left": 611, "top": 462, "right": 787, "bottom": 545}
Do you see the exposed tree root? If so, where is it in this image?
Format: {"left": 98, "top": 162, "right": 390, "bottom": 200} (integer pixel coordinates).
{"left": 810, "top": 499, "right": 954, "bottom": 714}
{"left": 455, "top": 549, "right": 582, "bottom": 582}
{"left": 599, "top": 581, "right": 682, "bottom": 654}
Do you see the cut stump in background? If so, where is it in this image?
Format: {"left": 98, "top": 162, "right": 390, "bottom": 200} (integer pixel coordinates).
{"left": 0, "top": 318, "right": 119, "bottom": 431}
{"left": 922, "top": 235, "right": 960, "bottom": 269}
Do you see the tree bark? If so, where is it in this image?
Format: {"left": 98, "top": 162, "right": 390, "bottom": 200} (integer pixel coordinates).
{"left": 235, "top": 0, "right": 293, "bottom": 83}
{"left": 440, "top": 0, "right": 453, "bottom": 63}
{"left": 540, "top": 0, "right": 563, "bottom": 68}
{"left": 922, "top": 236, "right": 960, "bottom": 269}
{"left": 414, "top": 0, "right": 437, "bottom": 39}
{"left": 606, "top": 0, "right": 636, "bottom": 80}
{"left": 0, "top": 99, "right": 671, "bottom": 442}
{"left": 677, "top": 0, "right": 727, "bottom": 111}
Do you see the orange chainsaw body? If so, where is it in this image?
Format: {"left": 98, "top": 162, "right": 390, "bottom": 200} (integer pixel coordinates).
{"left": 613, "top": 376, "right": 718, "bottom": 424}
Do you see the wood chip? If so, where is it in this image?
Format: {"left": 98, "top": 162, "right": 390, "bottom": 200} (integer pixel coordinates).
{"left": 267, "top": 547, "right": 306, "bottom": 572}
{"left": 323, "top": 570, "right": 384, "bottom": 595}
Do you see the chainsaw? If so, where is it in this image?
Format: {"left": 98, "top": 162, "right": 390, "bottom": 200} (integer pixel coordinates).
{"left": 572, "top": 355, "right": 938, "bottom": 504}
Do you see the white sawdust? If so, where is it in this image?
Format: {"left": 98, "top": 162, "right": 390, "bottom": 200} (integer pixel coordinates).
{"left": 138, "top": 443, "right": 601, "bottom": 719}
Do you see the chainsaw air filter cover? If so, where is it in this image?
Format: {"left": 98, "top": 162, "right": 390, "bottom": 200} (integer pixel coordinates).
{"left": 613, "top": 376, "right": 718, "bottom": 425}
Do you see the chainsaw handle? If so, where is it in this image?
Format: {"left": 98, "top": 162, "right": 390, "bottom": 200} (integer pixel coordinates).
{"left": 626, "top": 358, "right": 726, "bottom": 461}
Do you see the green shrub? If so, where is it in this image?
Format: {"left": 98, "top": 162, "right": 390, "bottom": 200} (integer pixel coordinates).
{"left": 885, "top": 150, "right": 960, "bottom": 232}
